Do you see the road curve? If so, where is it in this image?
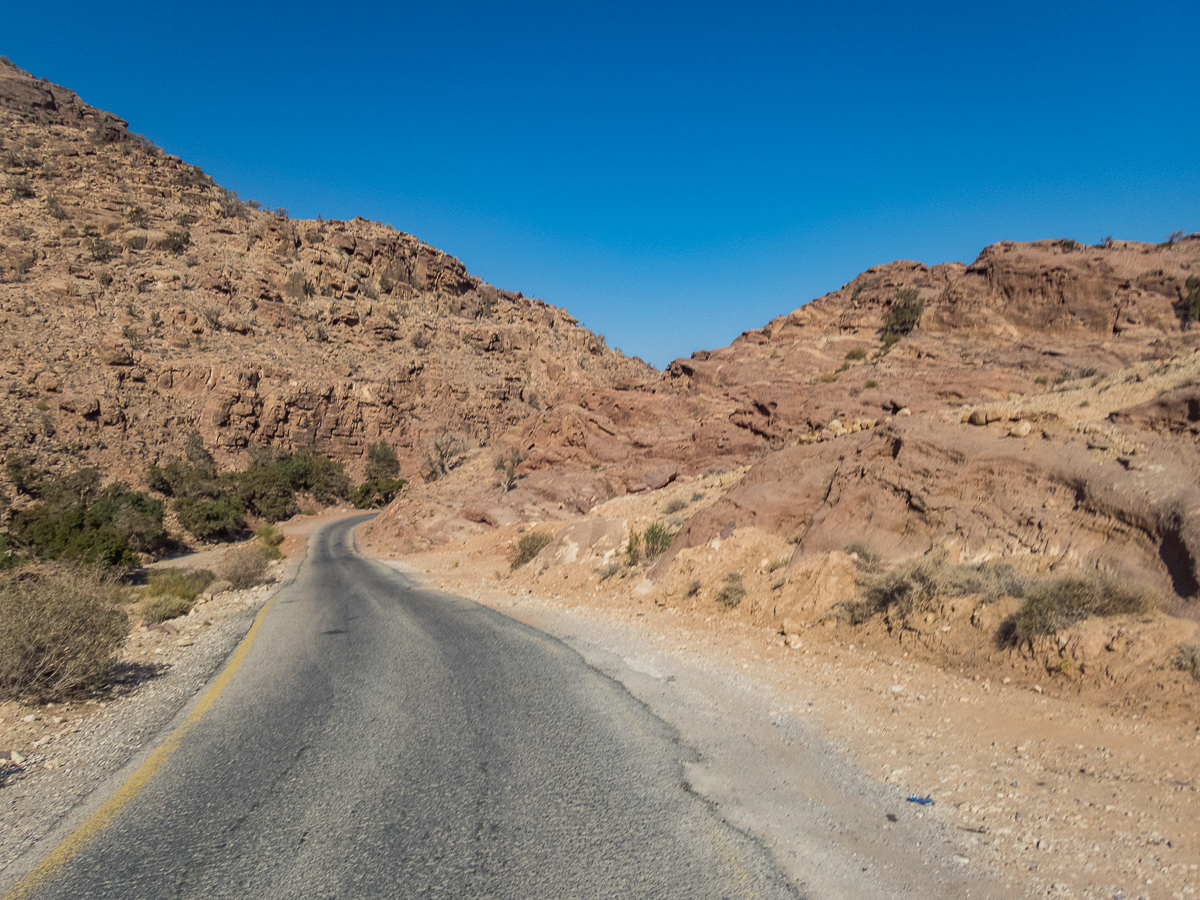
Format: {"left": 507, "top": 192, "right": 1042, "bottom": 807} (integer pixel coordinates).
{"left": 20, "top": 516, "right": 798, "bottom": 899}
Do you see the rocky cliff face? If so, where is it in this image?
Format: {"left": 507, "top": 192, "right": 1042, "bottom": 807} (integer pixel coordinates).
{"left": 0, "top": 59, "right": 653, "bottom": 487}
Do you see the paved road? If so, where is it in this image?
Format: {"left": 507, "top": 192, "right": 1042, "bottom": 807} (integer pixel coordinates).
{"left": 25, "top": 517, "right": 798, "bottom": 899}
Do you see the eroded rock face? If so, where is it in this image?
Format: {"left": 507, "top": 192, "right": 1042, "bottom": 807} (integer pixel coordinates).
{"left": 0, "top": 60, "right": 654, "bottom": 486}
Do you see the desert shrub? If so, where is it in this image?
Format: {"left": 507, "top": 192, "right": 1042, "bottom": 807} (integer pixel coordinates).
{"left": 232, "top": 448, "right": 350, "bottom": 520}
{"left": 1004, "top": 574, "right": 1154, "bottom": 645}
{"left": 151, "top": 438, "right": 348, "bottom": 532}
{"left": 642, "top": 523, "right": 672, "bottom": 559}
{"left": 8, "top": 475, "right": 167, "bottom": 566}
{"left": 139, "top": 593, "right": 194, "bottom": 623}
{"left": 254, "top": 523, "right": 285, "bottom": 548}
{"left": 364, "top": 441, "right": 400, "bottom": 482}
{"left": 1174, "top": 644, "right": 1200, "bottom": 681}
{"left": 0, "top": 565, "right": 128, "bottom": 701}
{"left": 626, "top": 530, "right": 642, "bottom": 564}
{"left": 0, "top": 534, "right": 20, "bottom": 569}
{"left": 815, "top": 371, "right": 838, "bottom": 383}
{"left": 262, "top": 447, "right": 350, "bottom": 505}
{"left": 174, "top": 494, "right": 245, "bottom": 541}
{"left": 352, "top": 478, "right": 406, "bottom": 509}
{"left": 686, "top": 579, "right": 701, "bottom": 598}
{"left": 509, "top": 531, "right": 552, "bottom": 570}
{"left": 411, "top": 330, "right": 431, "bottom": 349}
{"left": 844, "top": 348, "right": 866, "bottom": 361}
{"left": 90, "top": 236, "right": 115, "bottom": 262}
{"left": 865, "top": 379, "right": 879, "bottom": 389}
{"left": 232, "top": 463, "right": 296, "bottom": 521}
{"left": 126, "top": 205, "right": 149, "bottom": 227}
{"left": 422, "top": 434, "right": 465, "bottom": 481}
{"left": 663, "top": 498, "right": 688, "bottom": 514}
{"left": 597, "top": 561, "right": 621, "bottom": 582}
{"left": 881, "top": 288, "right": 924, "bottom": 337}
{"left": 220, "top": 545, "right": 272, "bottom": 590}
{"left": 6, "top": 175, "right": 33, "bottom": 199}
{"left": 161, "top": 229, "right": 191, "bottom": 254}
{"left": 144, "top": 567, "right": 215, "bottom": 601}
{"left": 714, "top": 572, "right": 745, "bottom": 608}
{"left": 1176, "top": 276, "right": 1200, "bottom": 328}
{"left": 494, "top": 448, "right": 526, "bottom": 492}
{"left": 767, "top": 556, "right": 790, "bottom": 573}
{"left": 848, "top": 549, "right": 1029, "bottom": 624}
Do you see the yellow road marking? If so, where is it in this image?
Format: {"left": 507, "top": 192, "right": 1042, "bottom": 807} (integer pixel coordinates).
{"left": 3, "top": 590, "right": 282, "bottom": 900}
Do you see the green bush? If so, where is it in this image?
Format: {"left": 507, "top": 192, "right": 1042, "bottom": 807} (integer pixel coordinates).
{"left": 642, "top": 523, "right": 672, "bottom": 559}
{"left": 139, "top": 594, "right": 194, "bottom": 623}
{"left": 174, "top": 494, "right": 245, "bottom": 541}
{"left": 161, "top": 229, "right": 191, "bottom": 254}
{"left": 1005, "top": 574, "right": 1154, "bottom": 645}
{"left": 254, "top": 523, "right": 284, "bottom": 548}
{"left": 663, "top": 498, "right": 688, "bottom": 514}
{"left": 509, "top": 531, "right": 552, "bottom": 570}
{"left": 8, "top": 473, "right": 168, "bottom": 566}
{"left": 89, "top": 236, "right": 115, "bottom": 262}
{"left": 364, "top": 441, "right": 400, "bottom": 481}
{"left": 0, "top": 565, "right": 128, "bottom": 701}
{"left": 1177, "top": 275, "right": 1200, "bottom": 327}
{"left": 881, "top": 288, "right": 924, "bottom": 337}
{"left": 626, "top": 530, "right": 642, "bottom": 564}
{"left": 844, "top": 348, "right": 866, "bottom": 361}
{"left": 714, "top": 572, "right": 745, "bottom": 608}
{"left": 1174, "top": 644, "right": 1200, "bottom": 681}
{"left": 143, "top": 567, "right": 215, "bottom": 601}
{"left": 220, "top": 545, "right": 272, "bottom": 590}
{"left": 352, "top": 478, "right": 406, "bottom": 509}
{"left": 151, "top": 438, "right": 350, "bottom": 533}
{"left": 0, "top": 534, "right": 21, "bottom": 569}
{"left": 494, "top": 448, "right": 526, "bottom": 492}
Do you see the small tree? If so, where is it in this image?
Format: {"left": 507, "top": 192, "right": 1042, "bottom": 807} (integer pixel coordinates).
{"left": 494, "top": 448, "right": 527, "bottom": 492}
{"left": 364, "top": 441, "right": 400, "bottom": 482}
{"left": 422, "top": 434, "right": 465, "bottom": 481}
{"left": 880, "top": 288, "right": 924, "bottom": 337}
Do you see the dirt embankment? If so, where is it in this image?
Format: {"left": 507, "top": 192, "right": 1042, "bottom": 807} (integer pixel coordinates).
{"left": 358, "top": 369, "right": 1200, "bottom": 899}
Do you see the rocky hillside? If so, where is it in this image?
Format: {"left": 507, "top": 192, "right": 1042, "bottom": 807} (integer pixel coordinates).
{"left": 368, "top": 241, "right": 1200, "bottom": 632}
{"left": 0, "top": 58, "right": 652, "bottom": 490}
{"left": 4, "top": 56, "right": 1199, "bottom": 612}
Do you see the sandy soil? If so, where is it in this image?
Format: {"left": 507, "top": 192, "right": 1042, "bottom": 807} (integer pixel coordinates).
{"left": 360, "top": 511, "right": 1200, "bottom": 900}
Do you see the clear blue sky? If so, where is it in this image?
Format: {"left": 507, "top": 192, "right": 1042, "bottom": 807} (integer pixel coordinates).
{"left": 6, "top": 1, "right": 1197, "bottom": 368}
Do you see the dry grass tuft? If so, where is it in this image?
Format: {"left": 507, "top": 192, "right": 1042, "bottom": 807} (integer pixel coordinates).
{"left": 220, "top": 546, "right": 273, "bottom": 590}
{"left": 508, "top": 531, "right": 552, "bottom": 571}
{"left": 0, "top": 565, "right": 128, "bottom": 701}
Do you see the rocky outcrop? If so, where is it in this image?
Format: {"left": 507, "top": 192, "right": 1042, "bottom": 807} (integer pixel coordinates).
{"left": 0, "top": 60, "right": 653, "bottom": 488}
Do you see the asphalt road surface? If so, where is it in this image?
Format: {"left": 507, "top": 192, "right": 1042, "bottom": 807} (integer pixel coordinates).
{"left": 23, "top": 516, "right": 799, "bottom": 899}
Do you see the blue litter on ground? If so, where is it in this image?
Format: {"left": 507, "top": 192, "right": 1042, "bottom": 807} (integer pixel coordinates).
{"left": 906, "top": 795, "right": 935, "bottom": 806}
